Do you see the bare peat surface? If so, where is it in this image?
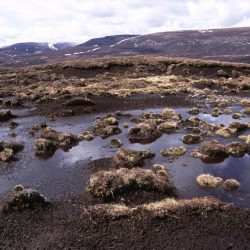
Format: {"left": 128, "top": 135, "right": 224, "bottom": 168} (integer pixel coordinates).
{"left": 0, "top": 56, "right": 250, "bottom": 249}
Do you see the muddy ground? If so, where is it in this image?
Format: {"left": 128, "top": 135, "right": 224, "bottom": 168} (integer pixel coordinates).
{"left": 0, "top": 56, "right": 250, "bottom": 249}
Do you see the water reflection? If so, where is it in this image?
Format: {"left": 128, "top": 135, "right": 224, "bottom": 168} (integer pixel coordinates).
{"left": 0, "top": 105, "right": 249, "bottom": 206}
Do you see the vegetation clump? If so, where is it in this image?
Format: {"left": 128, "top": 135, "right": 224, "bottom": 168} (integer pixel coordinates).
{"left": 110, "top": 138, "right": 123, "bottom": 148}
{"left": 161, "top": 146, "right": 186, "bottom": 157}
{"left": 157, "top": 122, "right": 178, "bottom": 133}
{"left": 114, "top": 148, "right": 154, "bottom": 168}
{"left": 28, "top": 123, "right": 47, "bottom": 135}
{"left": 188, "top": 107, "right": 200, "bottom": 115}
{"left": 182, "top": 134, "right": 202, "bottom": 144}
{"left": 215, "top": 127, "right": 237, "bottom": 137}
{"left": 33, "top": 128, "right": 78, "bottom": 158}
{"left": 78, "top": 131, "right": 94, "bottom": 141}
{"left": 0, "top": 148, "right": 14, "bottom": 162}
{"left": 33, "top": 138, "right": 57, "bottom": 158}
{"left": 211, "top": 107, "right": 222, "bottom": 117}
{"left": 161, "top": 108, "right": 182, "bottom": 121}
{"left": 92, "top": 116, "right": 121, "bottom": 139}
{"left": 202, "top": 140, "right": 228, "bottom": 157}
{"left": 128, "top": 122, "right": 162, "bottom": 144}
{"left": 226, "top": 142, "right": 246, "bottom": 157}
{"left": 39, "top": 127, "right": 78, "bottom": 150}
{"left": 196, "top": 174, "right": 223, "bottom": 188}
{"left": 0, "top": 141, "right": 24, "bottom": 162}
{"left": 87, "top": 167, "right": 175, "bottom": 201}
{"left": 224, "top": 179, "right": 240, "bottom": 190}
{"left": 232, "top": 113, "right": 244, "bottom": 119}
{"left": 2, "top": 186, "right": 49, "bottom": 213}
{"left": 243, "top": 107, "right": 250, "bottom": 114}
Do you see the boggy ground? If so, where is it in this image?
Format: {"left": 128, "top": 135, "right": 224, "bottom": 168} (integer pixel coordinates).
{"left": 0, "top": 56, "right": 250, "bottom": 249}
{"left": 1, "top": 196, "right": 250, "bottom": 250}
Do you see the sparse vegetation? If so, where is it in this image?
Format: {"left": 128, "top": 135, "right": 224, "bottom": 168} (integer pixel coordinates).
{"left": 196, "top": 174, "right": 223, "bottom": 188}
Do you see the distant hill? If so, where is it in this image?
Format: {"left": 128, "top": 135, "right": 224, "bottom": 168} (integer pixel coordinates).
{"left": 0, "top": 42, "right": 76, "bottom": 56}
{"left": 0, "top": 27, "right": 249, "bottom": 67}
{"left": 77, "top": 35, "right": 138, "bottom": 47}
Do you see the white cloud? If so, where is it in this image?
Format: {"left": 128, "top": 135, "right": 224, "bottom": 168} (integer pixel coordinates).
{"left": 0, "top": 0, "right": 249, "bottom": 46}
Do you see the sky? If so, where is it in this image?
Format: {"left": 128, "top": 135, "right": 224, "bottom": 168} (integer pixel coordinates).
{"left": 0, "top": 0, "right": 250, "bottom": 47}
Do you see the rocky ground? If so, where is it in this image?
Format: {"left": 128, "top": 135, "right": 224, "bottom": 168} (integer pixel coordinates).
{"left": 0, "top": 56, "right": 250, "bottom": 249}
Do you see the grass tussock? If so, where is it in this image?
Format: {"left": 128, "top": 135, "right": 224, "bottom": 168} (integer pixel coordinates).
{"left": 87, "top": 167, "right": 175, "bottom": 201}
{"left": 196, "top": 174, "right": 223, "bottom": 188}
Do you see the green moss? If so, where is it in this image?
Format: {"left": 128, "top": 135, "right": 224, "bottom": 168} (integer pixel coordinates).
{"left": 161, "top": 146, "right": 186, "bottom": 157}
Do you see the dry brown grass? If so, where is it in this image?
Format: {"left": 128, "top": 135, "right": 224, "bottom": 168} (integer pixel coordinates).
{"left": 0, "top": 55, "right": 249, "bottom": 107}
{"left": 87, "top": 167, "right": 175, "bottom": 201}
{"left": 86, "top": 196, "right": 228, "bottom": 219}
{"left": 196, "top": 174, "right": 223, "bottom": 188}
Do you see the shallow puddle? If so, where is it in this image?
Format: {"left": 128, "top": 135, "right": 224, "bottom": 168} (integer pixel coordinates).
{"left": 0, "top": 103, "right": 249, "bottom": 207}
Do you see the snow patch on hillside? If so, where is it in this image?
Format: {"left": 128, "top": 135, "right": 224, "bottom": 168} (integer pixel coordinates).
{"left": 48, "top": 43, "right": 58, "bottom": 50}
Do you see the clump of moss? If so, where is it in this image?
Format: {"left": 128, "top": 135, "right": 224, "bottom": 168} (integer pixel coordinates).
{"left": 239, "top": 135, "right": 250, "bottom": 145}
{"left": 239, "top": 99, "right": 250, "bottom": 106}
{"left": 162, "top": 108, "right": 182, "bottom": 121}
{"left": 224, "top": 108, "right": 233, "bottom": 114}
{"left": 202, "top": 140, "right": 228, "bottom": 157}
{"left": 196, "top": 174, "right": 223, "bottom": 188}
{"left": 33, "top": 138, "right": 57, "bottom": 158}
{"left": 157, "top": 122, "right": 178, "bottom": 133}
{"left": 128, "top": 122, "right": 162, "bottom": 144}
{"left": 232, "top": 113, "right": 244, "bottom": 119}
{"left": 2, "top": 186, "right": 49, "bottom": 213}
{"left": 110, "top": 138, "right": 123, "bottom": 148}
{"left": 226, "top": 142, "right": 246, "bottom": 157}
{"left": 182, "top": 134, "right": 202, "bottom": 144}
{"left": 114, "top": 148, "right": 155, "bottom": 168}
{"left": 161, "top": 146, "right": 186, "bottom": 157}
{"left": 243, "top": 107, "right": 250, "bottom": 114}
{"left": 0, "top": 148, "right": 14, "bottom": 162}
{"left": 39, "top": 128, "right": 78, "bottom": 150}
{"left": 13, "top": 184, "right": 24, "bottom": 192}
{"left": 211, "top": 107, "right": 222, "bottom": 117}
{"left": 92, "top": 116, "right": 121, "bottom": 139}
{"left": 29, "top": 123, "right": 47, "bottom": 135}
{"left": 123, "top": 123, "right": 129, "bottom": 128}
{"left": 78, "top": 131, "right": 94, "bottom": 141}
{"left": 223, "top": 179, "right": 240, "bottom": 190}
{"left": 188, "top": 107, "right": 200, "bottom": 115}
{"left": 215, "top": 127, "right": 236, "bottom": 138}
{"left": 0, "top": 141, "right": 24, "bottom": 162}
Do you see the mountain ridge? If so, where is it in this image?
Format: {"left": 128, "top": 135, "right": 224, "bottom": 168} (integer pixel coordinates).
{"left": 0, "top": 26, "right": 249, "bottom": 67}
